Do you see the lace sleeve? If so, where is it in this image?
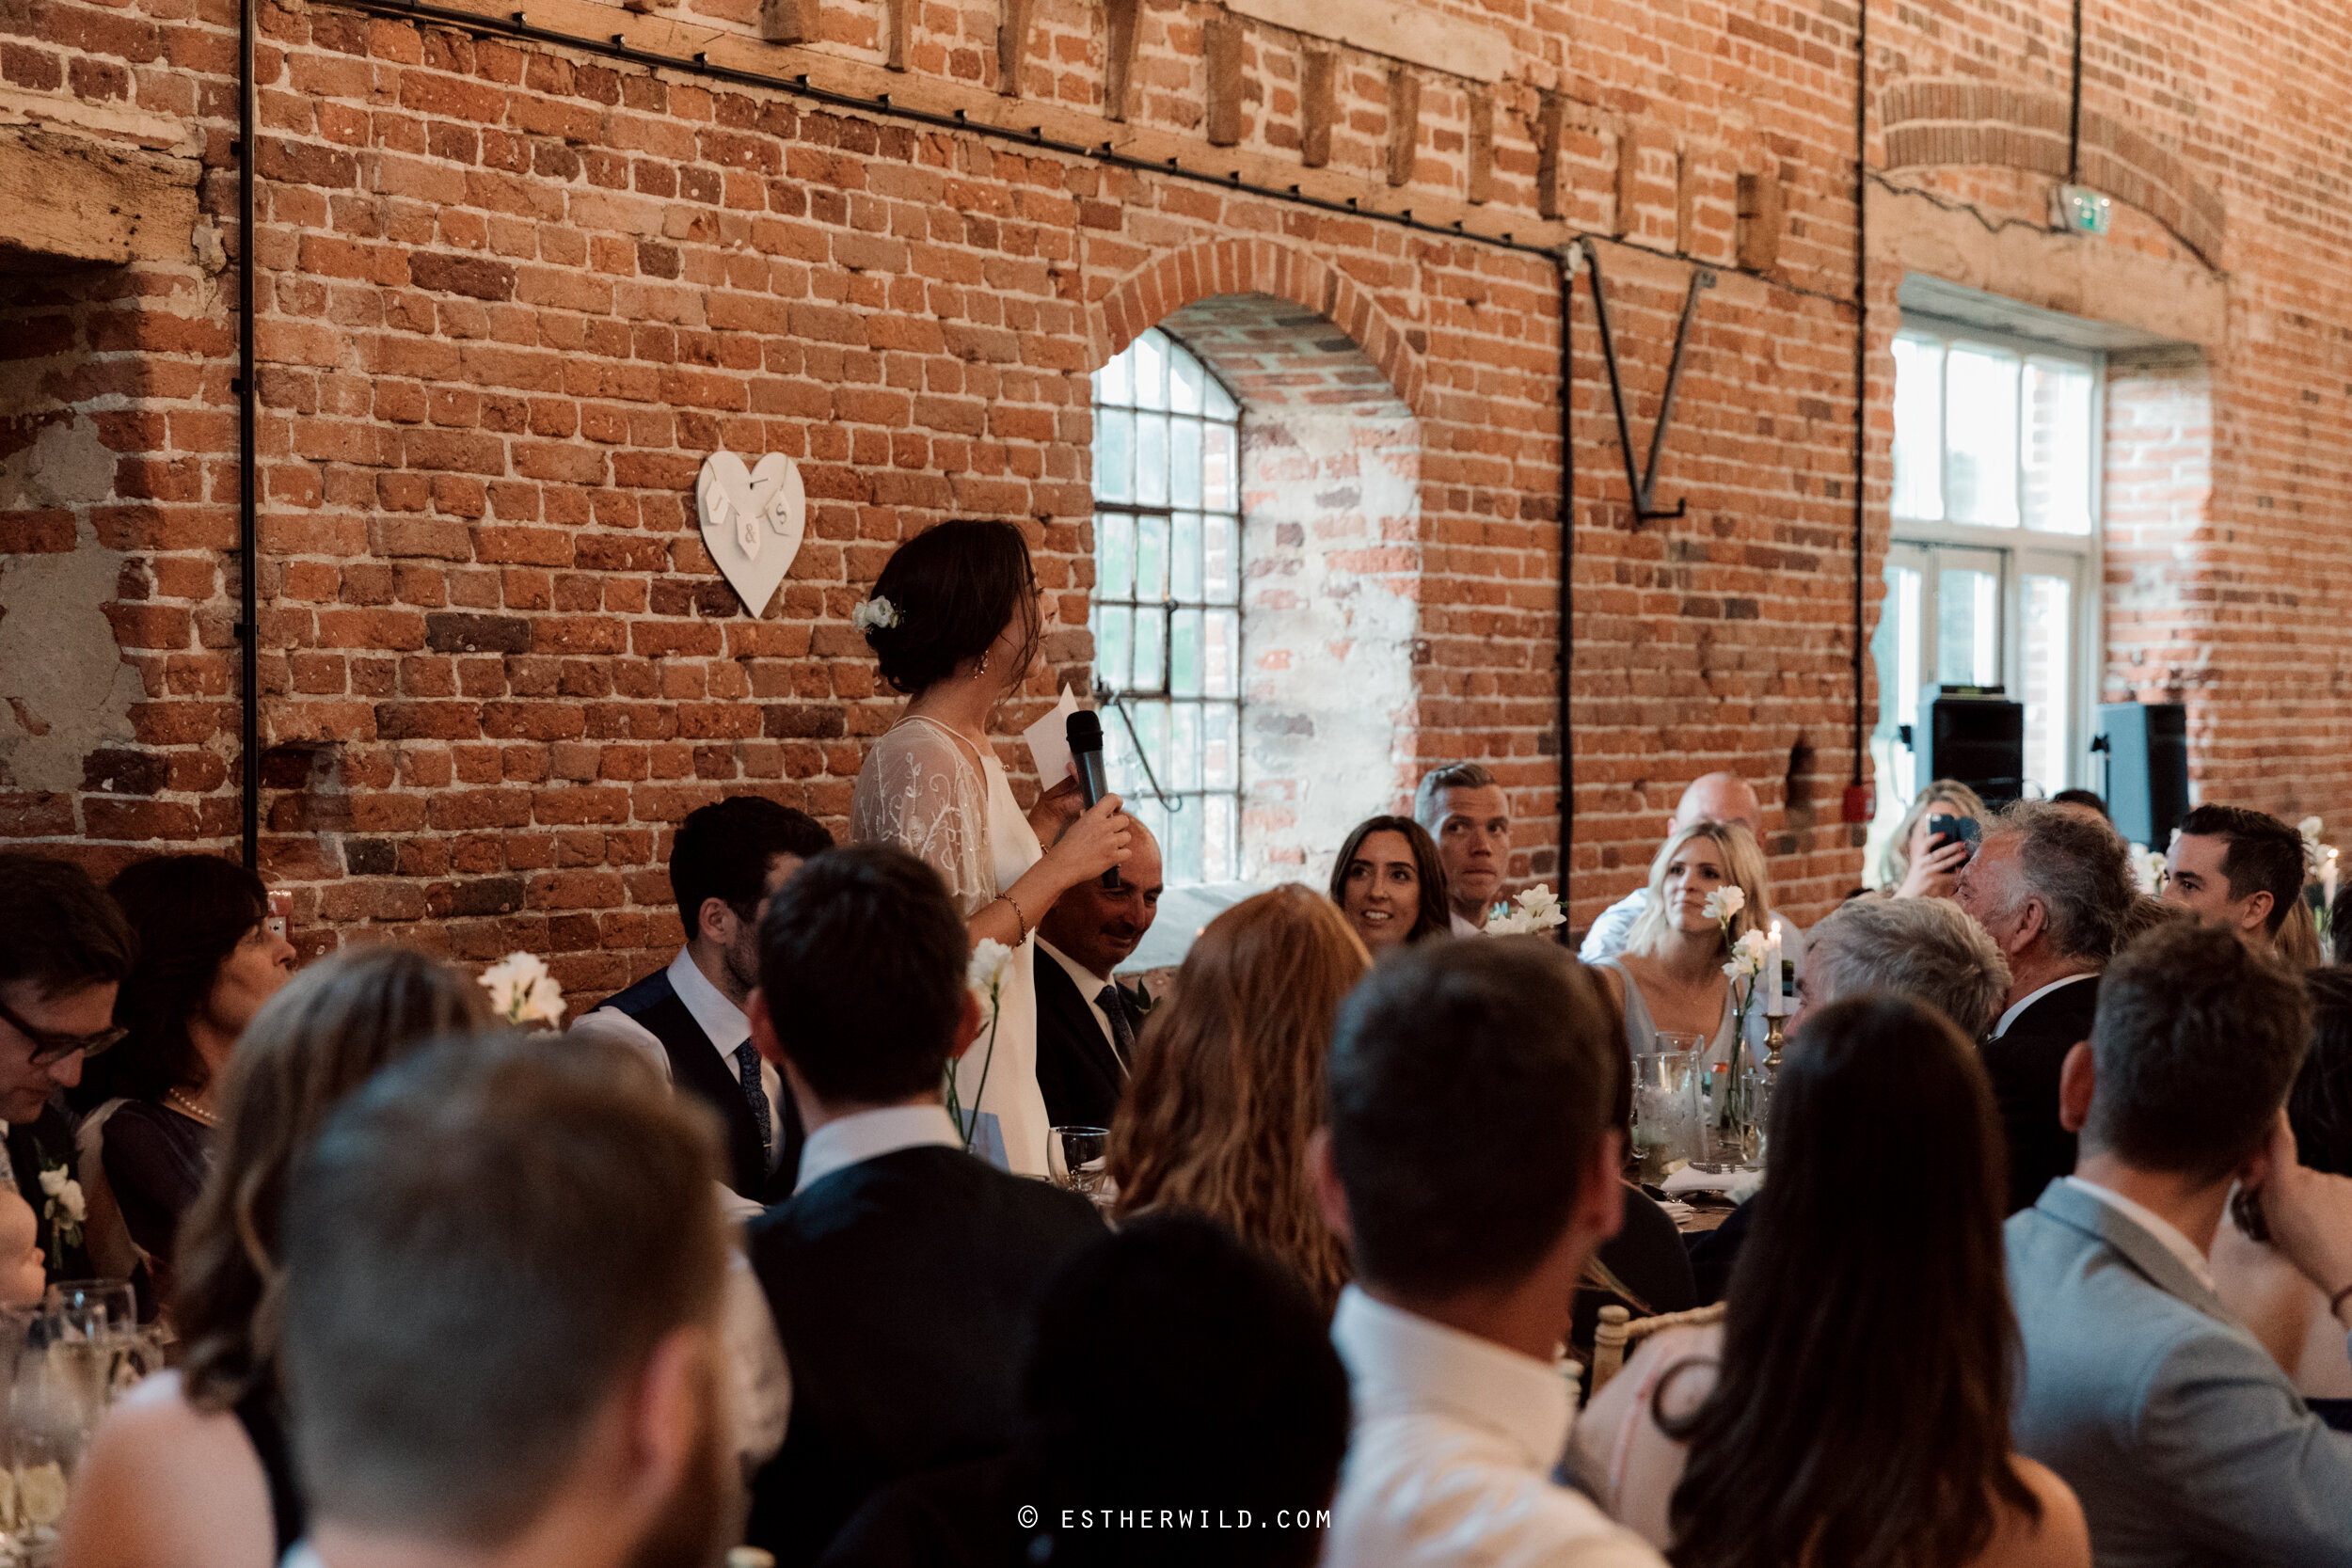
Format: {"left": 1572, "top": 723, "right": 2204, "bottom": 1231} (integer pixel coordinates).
{"left": 851, "top": 721, "right": 997, "bottom": 914}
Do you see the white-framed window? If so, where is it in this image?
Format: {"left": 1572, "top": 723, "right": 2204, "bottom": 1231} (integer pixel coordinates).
{"left": 1871, "top": 318, "right": 2102, "bottom": 839}
{"left": 1089, "top": 328, "right": 1244, "bottom": 884}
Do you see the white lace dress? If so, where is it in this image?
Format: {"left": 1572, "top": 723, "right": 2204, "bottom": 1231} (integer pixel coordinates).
{"left": 851, "top": 715, "right": 1050, "bottom": 1176}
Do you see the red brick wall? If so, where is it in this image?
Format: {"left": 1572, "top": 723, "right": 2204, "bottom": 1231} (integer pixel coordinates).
{"left": 5, "top": 0, "right": 2351, "bottom": 997}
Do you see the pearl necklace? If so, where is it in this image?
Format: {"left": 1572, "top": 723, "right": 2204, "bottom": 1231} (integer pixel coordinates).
{"left": 165, "top": 1088, "right": 221, "bottom": 1128}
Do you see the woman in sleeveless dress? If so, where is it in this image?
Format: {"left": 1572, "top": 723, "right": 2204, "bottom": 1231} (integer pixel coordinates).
{"left": 1593, "top": 820, "right": 1772, "bottom": 1072}
{"left": 850, "top": 520, "right": 1133, "bottom": 1178}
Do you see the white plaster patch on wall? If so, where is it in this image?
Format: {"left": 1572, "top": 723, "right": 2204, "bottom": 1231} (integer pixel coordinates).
{"left": 1239, "top": 407, "right": 1421, "bottom": 888}
{"left": 0, "top": 415, "right": 142, "bottom": 794}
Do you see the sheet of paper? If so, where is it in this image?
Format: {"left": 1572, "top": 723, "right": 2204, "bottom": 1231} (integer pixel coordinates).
{"left": 1023, "top": 687, "right": 1082, "bottom": 787}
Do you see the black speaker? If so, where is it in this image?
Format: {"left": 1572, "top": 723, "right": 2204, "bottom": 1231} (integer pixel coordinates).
{"left": 2096, "top": 702, "right": 2188, "bottom": 847}
{"left": 1916, "top": 687, "right": 2025, "bottom": 806}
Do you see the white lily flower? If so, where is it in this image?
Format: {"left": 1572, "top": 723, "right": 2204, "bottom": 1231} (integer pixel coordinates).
{"left": 967, "top": 938, "right": 1013, "bottom": 1001}
{"left": 480, "top": 952, "right": 563, "bottom": 1027}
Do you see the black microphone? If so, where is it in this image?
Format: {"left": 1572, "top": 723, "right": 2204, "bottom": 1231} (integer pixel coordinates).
{"left": 1067, "top": 709, "right": 1120, "bottom": 890}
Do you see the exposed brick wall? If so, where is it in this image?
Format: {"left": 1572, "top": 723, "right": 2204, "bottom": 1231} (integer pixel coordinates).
{"left": 5, "top": 0, "right": 2352, "bottom": 996}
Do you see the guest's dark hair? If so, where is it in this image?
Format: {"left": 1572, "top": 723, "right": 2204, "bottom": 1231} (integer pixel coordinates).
{"left": 668, "top": 796, "right": 834, "bottom": 932}
{"left": 2177, "top": 803, "right": 2306, "bottom": 936}
{"left": 2334, "top": 886, "right": 2352, "bottom": 967}
{"left": 0, "top": 852, "right": 136, "bottom": 1000}
{"left": 1981, "top": 800, "right": 2136, "bottom": 960}
{"left": 81, "top": 854, "right": 269, "bottom": 1108}
{"left": 178, "top": 946, "right": 494, "bottom": 1412}
{"left": 861, "top": 519, "right": 1041, "bottom": 695}
{"left": 1327, "top": 816, "right": 1451, "bottom": 945}
{"left": 2049, "top": 787, "right": 2110, "bottom": 820}
{"left": 757, "top": 845, "right": 969, "bottom": 1105}
{"left": 2087, "top": 920, "right": 2310, "bottom": 1182}
{"left": 280, "top": 1033, "right": 726, "bottom": 1543}
{"left": 1018, "top": 1213, "right": 1350, "bottom": 1568}
{"left": 2291, "top": 969, "right": 2352, "bottom": 1178}
{"left": 1668, "top": 994, "right": 2037, "bottom": 1568}
{"left": 1327, "top": 941, "right": 1620, "bottom": 1295}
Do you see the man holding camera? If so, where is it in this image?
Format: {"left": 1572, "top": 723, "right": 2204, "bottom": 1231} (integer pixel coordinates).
{"left": 1954, "top": 802, "right": 2139, "bottom": 1215}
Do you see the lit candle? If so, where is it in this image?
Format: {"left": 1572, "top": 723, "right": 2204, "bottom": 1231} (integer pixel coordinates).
{"left": 1764, "top": 920, "right": 1787, "bottom": 1016}
{"left": 2327, "top": 848, "right": 2339, "bottom": 911}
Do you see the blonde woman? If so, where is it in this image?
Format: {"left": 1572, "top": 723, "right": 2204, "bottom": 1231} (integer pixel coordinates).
{"left": 1108, "top": 886, "right": 1370, "bottom": 1311}
{"left": 1592, "top": 821, "right": 1772, "bottom": 1068}
{"left": 1881, "top": 779, "right": 1991, "bottom": 900}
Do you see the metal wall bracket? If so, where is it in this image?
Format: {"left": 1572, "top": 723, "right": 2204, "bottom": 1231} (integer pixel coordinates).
{"left": 1578, "top": 237, "right": 1714, "bottom": 524}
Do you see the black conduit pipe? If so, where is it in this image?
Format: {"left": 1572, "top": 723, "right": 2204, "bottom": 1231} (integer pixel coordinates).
{"left": 1556, "top": 251, "right": 1576, "bottom": 912}
{"left": 237, "top": 0, "right": 259, "bottom": 870}
{"left": 1848, "top": 0, "right": 1870, "bottom": 820}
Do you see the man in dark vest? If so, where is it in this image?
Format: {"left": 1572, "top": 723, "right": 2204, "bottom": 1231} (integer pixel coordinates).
{"left": 741, "top": 845, "right": 1104, "bottom": 1566}
{"left": 570, "top": 797, "right": 832, "bottom": 1208}
{"left": 0, "top": 853, "right": 135, "bottom": 1286}
{"left": 1033, "top": 819, "right": 1161, "bottom": 1131}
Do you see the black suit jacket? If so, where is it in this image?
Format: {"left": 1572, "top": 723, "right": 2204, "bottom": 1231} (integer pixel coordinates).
{"left": 8, "top": 1102, "right": 94, "bottom": 1285}
{"left": 744, "top": 1145, "right": 1104, "bottom": 1567}
{"left": 1032, "top": 950, "right": 1140, "bottom": 1132}
{"left": 1981, "top": 974, "right": 2101, "bottom": 1215}
{"left": 592, "top": 968, "right": 802, "bottom": 1203}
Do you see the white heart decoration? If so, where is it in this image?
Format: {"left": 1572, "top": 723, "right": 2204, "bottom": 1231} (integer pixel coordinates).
{"left": 696, "top": 451, "right": 807, "bottom": 614}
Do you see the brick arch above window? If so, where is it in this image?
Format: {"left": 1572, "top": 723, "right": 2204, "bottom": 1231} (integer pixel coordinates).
{"left": 1089, "top": 238, "right": 1428, "bottom": 417}
{"left": 1880, "top": 79, "right": 2226, "bottom": 269}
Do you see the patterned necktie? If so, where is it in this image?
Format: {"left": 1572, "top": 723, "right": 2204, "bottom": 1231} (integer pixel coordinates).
{"left": 733, "top": 1040, "right": 774, "bottom": 1162}
{"left": 1096, "top": 985, "right": 1136, "bottom": 1075}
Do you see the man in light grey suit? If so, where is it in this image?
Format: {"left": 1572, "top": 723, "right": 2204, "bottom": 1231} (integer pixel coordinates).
{"left": 2008, "top": 920, "right": 2352, "bottom": 1566}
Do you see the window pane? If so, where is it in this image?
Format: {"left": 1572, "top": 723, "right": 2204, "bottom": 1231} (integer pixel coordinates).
{"left": 1169, "top": 703, "right": 1202, "bottom": 788}
{"left": 1134, "top": 700, "right": 1168, "bottom": 783}
{"left": 1892, "top": 336, "right": 1944, "bottom": 521}
{"left": 1205, "top": 608, "right": 1239, "bottom": 699}
{"left": 1936, "top": 565, "right": 1998, "bottom": 688}
{"left": 1170, "top": 420, "right": 1203, "bottom": 506}
{"left": 1170, "top": 348, "right": 1204, "bottom": 414}
{"left": 1871, "top": 561, "right": 1923, "bottom": 820}
{"left": 1203, "top": 793, "right": 1237, "bottom": 880}
{"left": 1134, "top": 331, "right": 1167, "bottom": 410}
{"left": 1170, "top": 609, "right": 1203, "bottom": 697}
{"left": 1095, "top": 605, "right": 1133, "bottom": 691}
{"left": 1945, "top": 345, "right": 2020, "bottom": 528}
{"left": 1202, "top": 701, "right": 1237, "bottom": 788}
{"left": 1094, "top": 409, "right": 1132, "bottom": 502}
{"left": 2023, "top": 359, "right": 2094, "bottom": 535}
{"left": 1203, "top": 515, "right": 1238, "bottom": 604}
{"left": 1095, "top": 349, "right": 1130, "bottom": 408}
{"left": 1204, "top": 375, "right": 1237, "bottom": 420}
{"left": 1097, "top": 512, "right": 1135, "bottom": 601}
{"left": 2022, "top": 574, "right": 2074, "bottom": 792}
{"left": 1133, "top": 606, "right": 1166, "bottom": 690}
{"left": 1166, "top": 788, "right": 1204, "bottom": 882}
{"left": 1204, "top": 421, "right": 1237, "bottom": 511}
{"left": 1171, "top": 512, "right": 1202, "bottom": 600}
{"left": 1136, "top": 514, "right": 1169, "bottom": 601}
{"left": 1135, "top": 414, "right": 1168, "bottom": 505}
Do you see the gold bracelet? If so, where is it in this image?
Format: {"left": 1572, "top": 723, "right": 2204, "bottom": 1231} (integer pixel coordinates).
{"left": 998, "top": 891, "right": 1032, "bottom": 945}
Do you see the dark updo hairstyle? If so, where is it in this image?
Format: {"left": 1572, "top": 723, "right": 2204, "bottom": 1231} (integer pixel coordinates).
{"left": 2292, "top": 969, "right": 2352, "bottom": 1177}
{"left": 85, "top": 854, "right": 270, "bottom": 1108}
{"left": 861, "top": 519, "right": 1041, "bottom": 695}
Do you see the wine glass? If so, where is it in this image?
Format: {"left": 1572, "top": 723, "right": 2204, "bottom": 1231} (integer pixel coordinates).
{"left": 1047, "top": 1126, "right": 1113, "bottom": 1207}
{"left": 9, "top": 1320, "right": 103, "bottom": 1560}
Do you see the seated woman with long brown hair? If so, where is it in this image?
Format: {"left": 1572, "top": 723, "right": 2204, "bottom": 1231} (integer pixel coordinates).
{"left": 1107, "top": 885, "right": 1370, "bottom": 1311}
{"left": 1574, "top": 993, "right": 2090, "bottom": 1568}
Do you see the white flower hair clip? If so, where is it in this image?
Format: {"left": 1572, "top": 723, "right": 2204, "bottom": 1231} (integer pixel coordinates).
{"left": 850, "top": 596, "right": 900, "bottom": 634}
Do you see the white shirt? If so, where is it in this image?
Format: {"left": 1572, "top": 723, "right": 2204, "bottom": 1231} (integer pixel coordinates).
{"left": 1038, "top": 936, "right": 1121, "bottom": 1068}
{"left": 1578, "top": 889, "right": 1648, "bottom": 963}
{"left": 568, "top": 947, "right": 786, "bottom": 1167}
{"left": 1451, "top": 909, "right": 1485, "bottom": 938}
{"left": 1325, "top": 1287, "right": 1667, "bottom": 1568}
{"left": 792, "top": 1102, "right": 963, "bottom": 1196}
{"left": 2062, "top": 1175, "right": 2217, "bottom": 1291}
{"left": 1991, "top": 971, "right": 2098, "bottom": 1040}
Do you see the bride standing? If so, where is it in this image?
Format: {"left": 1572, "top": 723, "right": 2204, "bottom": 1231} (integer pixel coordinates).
{"left": 850, "top": 520, "right": 1133, "bottom": 1176}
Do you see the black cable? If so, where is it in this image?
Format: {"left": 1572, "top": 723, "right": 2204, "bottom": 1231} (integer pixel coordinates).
{"left": 2068, "top": 0, "right": 2084, "bottom": 186}
{"left": 1555, "top": 253, "right": 1575, "bottom": 911}
{"left": 1849, "top": 0, "right": 1868, "bottom": 800}
{"left": 237, "top": 0, "right": 259, "bottom": 870}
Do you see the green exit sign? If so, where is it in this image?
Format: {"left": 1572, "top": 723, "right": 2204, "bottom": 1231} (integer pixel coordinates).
{"left": 2052, "top": 184, "right": 2113, "bottom": 237}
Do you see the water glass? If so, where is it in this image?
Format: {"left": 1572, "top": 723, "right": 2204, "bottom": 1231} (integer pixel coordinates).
{"left": 1047, "top": 1126, "right": 1113, "bottom": 1207}
{"left": 1630, "top": 1050, "right": 1702, "bottom": 1183}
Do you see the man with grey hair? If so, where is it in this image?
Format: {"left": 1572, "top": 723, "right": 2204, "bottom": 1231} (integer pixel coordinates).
{"left": 1793, "top": 895, "right": 2012, "bottom": 1041}
{"left": 1955, "top": 800, "right": 2137, "bottom": 1214}
{"left": 1413, "top": 762, "right": 1513, "bottom": 935}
